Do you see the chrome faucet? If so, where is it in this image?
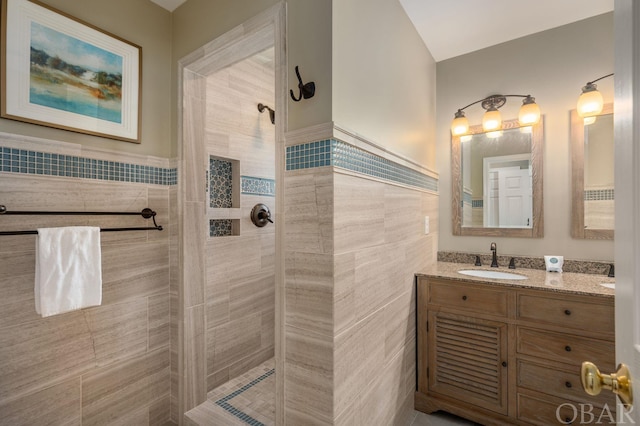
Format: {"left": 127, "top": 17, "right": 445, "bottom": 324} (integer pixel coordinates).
{"left": 490, "top": 242, "right": 498, "bottom": 267}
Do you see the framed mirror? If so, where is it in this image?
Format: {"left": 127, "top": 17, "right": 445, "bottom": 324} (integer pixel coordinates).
{"left": 452, "top": 118, "right": 544, "bottom": 237}
{"left": 571, "top": 103, "right": 614, "bottom": 239}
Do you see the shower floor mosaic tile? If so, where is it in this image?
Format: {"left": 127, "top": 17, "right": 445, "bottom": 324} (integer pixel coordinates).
{"left": 185, "top": 359, "right": 275, "bottom": 426}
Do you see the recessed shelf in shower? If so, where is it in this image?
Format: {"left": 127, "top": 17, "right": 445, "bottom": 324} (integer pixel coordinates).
{"left": 209, "top": 156, "right": 240, "bottom": 209}
{"left": 208, "top": 155, "right": 241, "bottom": 237}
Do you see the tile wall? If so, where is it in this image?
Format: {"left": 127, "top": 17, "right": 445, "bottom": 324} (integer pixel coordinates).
{"left": 283, "top": 128, "right": 439, "bottom": 424}
{"left": 0, "top": 133, "right": 175, "bottom": 425}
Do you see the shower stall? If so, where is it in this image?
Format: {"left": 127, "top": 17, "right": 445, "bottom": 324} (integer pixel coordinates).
{"left": 177, "top": 6, "right": 285, "bottom": 424}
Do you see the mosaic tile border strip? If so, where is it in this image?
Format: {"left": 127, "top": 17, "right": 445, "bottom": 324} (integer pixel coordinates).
{"left": 285, "top": 139, "right": 438, "bottom": 192}
{"left": 0, "top": 146, "right": 177, "bottom": 185}
{"left": 472, "top": 199, "right": 483, "bottom": 208}
{"left": 214, "top": 368, "right": 275, "bottom": 426}
{"left": 585, "top": 188, "right": 614, "bottom": 201}
{"left": 241, "top": 176, "right": 275, "bottom": 197}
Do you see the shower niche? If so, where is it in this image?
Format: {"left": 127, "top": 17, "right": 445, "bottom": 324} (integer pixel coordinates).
{"left": 208, "top": 155, "right": 240, "bottom": 237}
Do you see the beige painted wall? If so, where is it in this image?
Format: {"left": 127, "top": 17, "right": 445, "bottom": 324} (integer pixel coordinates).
{"left": 172, "top": 0, "right": 333, "bottom": 157}
{"left": 0, "top": 0, "right": 173, "bottom": 158}
{"left": 332, "top": 0, "right": 436, "bottom": 169}
{"left": 437, "top": 13, "right": 614, "bottom": 261}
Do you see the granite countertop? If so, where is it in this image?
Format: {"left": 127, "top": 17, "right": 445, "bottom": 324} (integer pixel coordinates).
{"left": 417, "top": 261, "right": 615, "bottom": 298}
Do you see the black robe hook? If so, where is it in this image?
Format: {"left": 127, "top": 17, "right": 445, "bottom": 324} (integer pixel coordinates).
{"left": 289, "top": 66, "right": 315, "bottom": 102}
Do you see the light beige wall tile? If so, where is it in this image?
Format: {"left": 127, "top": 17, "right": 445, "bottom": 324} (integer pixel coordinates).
{"left": 183, "top": 202, "right": 205, "bottom": 308}
{"left": 284, "top": 170, "right": 333, "bottom": 254}
{"left": 170, "top": 293, "right": 179, "bottom": 423}
{"left": 284, "top": 407, "right": 333, "bottom": 426}
{"left": 205, "top": 236, "right": 261, "bottom": 291}
{"left": 383, "top": 185, "right": 422, "bottom": 244}
{"left": 206, "top": 368, "right": 230, "bottom": 393}
{"left": 82, "top": 348, "right": 170, "bottom": 426}
{"left": 334, "top": 252, "right": 356, "bottom": 335}
{"left": 353, "top": 243, "right": 404, "bottom": 322}
{"left": 183, "top": 90, "right": 206, "bottom": 204}
{"left": 0, "top": 253, "right": 39, "bottom": 329}
{"left": 183, "top": 304, "right": 206, "bottom": 411}
{"left": 0, "top": 311, "right": 95, "bottom": 402}
{"left": 333, "top": 173, "right": 385, "bottom": 254}
{"left": 84, "top": 299, "right": 148, "bottom": 367}
{"left": 105, "top": 408, "right": 149, "bottom": 426}
{"left": 285, "top": 252, "right": 333, "bottom": 336}
{"left": 383, "top": 289, "right": 415, "bottom": 362}
{"left": 334, "top": 398, "right": 364, "bottom": 426}
{"left": 334, "top": 308, "right": 386, "bottom": 418}
{"left": 229, "top": 272, "right": 274, "bottom": 321}
{"left": 149, "top": 395, "right": 172, "bottom": 425}
{"left": 0, "top": 378, "right": 81, "bottom": 426}
{"left": 101, "top": 241, "right": 170, "bottom": 305}
{"left": 149, "top": 294, "right": 171, "bottom": 351}
{"left": 261, "top": 308, "right": 275, "bottom": 350}
{"left": 205, "top": 296, "right": 229, "bottom": 330}
{"left": 231, "top": 347, "right": 275, "bottom": 380}
{"left": 355, "top": 349, "right": 406, "bottom": 426}
{"left": 285, "top": 325, "right": 333, "bottom": 423}
{"left": 207, "top": 313, "right": 262, "bottom": 374}
{"left": 403, "top": 336, "right": 417, "bottom": 397}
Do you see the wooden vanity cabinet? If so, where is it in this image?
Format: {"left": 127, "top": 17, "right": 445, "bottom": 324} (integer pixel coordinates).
{"left": 416, "top": 276, "right": 616, "bottom": 426}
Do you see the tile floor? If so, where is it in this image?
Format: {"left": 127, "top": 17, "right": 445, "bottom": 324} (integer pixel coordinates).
{"left": 184, "top": 358, "right": 479, "bottom": 426}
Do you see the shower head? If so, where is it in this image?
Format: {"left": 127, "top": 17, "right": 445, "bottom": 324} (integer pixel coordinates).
{"left": 257, "top": 103, "right": 275, "bottom": 125}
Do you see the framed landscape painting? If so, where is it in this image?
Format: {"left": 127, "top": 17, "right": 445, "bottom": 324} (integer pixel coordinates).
{"left": 1, "top": 0, "right": 141, "bottom": 142}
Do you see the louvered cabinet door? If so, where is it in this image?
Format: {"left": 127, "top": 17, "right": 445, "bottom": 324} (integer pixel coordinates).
{"left": 427, "top": 311, "right": 509, "bottom": 415}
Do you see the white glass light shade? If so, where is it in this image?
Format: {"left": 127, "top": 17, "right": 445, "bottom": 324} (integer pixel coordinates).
{"left": 583, "top": 116, "right": 597, "bottom": 125}
{"left": 482, "top": 109, "right": 502, "bottom": 132}
{"left": 518, "top": 101, "right": 541, "bottom": 126}
{"left": 451, "top": 114, "right": 469, "bottom": 136}
{"left": 577, "top": 87, "right": 604, "bottom": 117}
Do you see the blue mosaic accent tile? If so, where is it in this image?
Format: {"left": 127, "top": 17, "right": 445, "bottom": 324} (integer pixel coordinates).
{"left": 462, "top": 192, "right": 472, "bottom": 205}
{"left": 241, "top": 176, "right": 275, "bottom": 197}
{"left": 210, "top": 219, "right": 234, "bottom": 237}
{"left": 285, "top": 139, "right": 438, "bottom": 192}
{"left": 472, "top": 199, "right": 483, "bottom": 208}
{"left": 214, "top": 368, "right": 275, "bottom": 426}
{"left": 285, "top": 139, "right": 333, "bottom": 171}
{"left": 210, "top": 158, "right": 233, "bottom": 208}
{"left": 584, "top": 188, "right": 614, "bottom": 201}
{"left": 0, "top": 146, "right": 177, "bottom": 185}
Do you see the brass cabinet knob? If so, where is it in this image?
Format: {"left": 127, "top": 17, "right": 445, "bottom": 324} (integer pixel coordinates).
{"left": 581, "top": 361, "right": 633, "bottom": 410}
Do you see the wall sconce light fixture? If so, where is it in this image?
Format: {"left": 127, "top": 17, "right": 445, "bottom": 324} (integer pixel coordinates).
{"left": 450, "top": 94, "right": 541, "bottom": 136}
{"left": 576, "top": 73, "right": 613, "bottom": 125}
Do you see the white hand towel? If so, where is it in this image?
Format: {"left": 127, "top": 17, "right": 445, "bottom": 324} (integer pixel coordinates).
{"left": 35, "top": 226, "right": 102, "bottom": 317}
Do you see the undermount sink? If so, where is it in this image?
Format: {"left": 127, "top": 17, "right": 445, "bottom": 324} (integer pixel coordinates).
{"left": 600, "top": 283, "right": 615, "bottom": 289}
{"left": 458, "top": 269, "right": 528, "bottom": 280}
